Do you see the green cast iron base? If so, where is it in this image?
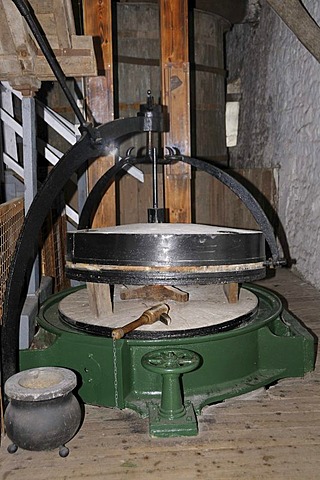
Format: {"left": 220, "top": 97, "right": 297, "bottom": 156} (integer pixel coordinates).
{"left": 19, "top": 283, "right": 315, "bottom": 437}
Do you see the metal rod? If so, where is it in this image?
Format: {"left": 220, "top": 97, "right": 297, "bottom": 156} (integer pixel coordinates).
{"left": 147, "top": 130, "right": 152, "bottom": 156}
{"left": 152, "top": 147, "right": 158, "bottom": 209}
{"left": 11, "top": 0, "right": 94, "bottom": 138}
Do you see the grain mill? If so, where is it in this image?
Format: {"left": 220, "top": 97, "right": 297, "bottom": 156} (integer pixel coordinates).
{"left": 1, "top": 0, "right": 315, "bottom": 439}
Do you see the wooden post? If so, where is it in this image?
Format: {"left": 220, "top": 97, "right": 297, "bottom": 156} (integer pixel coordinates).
{"left": 160, "top": 0, "right": 192, "bottom": 223}
{"left": 22, "top": 95, "right": 39, "bottom": 294}
{"left": 83, "top": 1, "right": 115, "bottom": 312}
{"left": 83, "top": 0, "right": 116, "bottom": 228}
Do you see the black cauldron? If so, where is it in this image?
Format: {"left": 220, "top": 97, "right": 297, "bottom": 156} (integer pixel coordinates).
{"left": 4, "top": 367, "right": 82, "bottom": 457}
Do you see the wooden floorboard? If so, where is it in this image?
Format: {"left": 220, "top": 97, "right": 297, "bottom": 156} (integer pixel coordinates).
{"left": 1, "top": 268, "right": 320, "bottom": 479}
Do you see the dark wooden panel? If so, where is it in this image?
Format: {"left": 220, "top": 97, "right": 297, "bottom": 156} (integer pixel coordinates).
{"left": 119, "top": 165, "right": 164, "bottom": 224}
{"left": 195, "top": 0, "right": 247, "bottom": 24}
{"left": 118, "top": 0, "right": 248, "bottom": 24}
{"left": 116, "top": 1, "right": 160, "bottom": 153}
{"left": 191, "top": 9, "right": 229, "bottom": 163}
{"left": 194, "top": 167, "right": 278, "bottom": 229}
{"left": 116, "top": 2, "right": 161, "bottom": 225}
{"left": 118, "top": 167, "right": 278, "bottom": 230}
{"left": 115, "top": 2, "right": 230, "bottom": 224}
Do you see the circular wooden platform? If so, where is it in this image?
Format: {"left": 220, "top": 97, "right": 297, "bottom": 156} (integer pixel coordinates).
{"left": 58, "top": 284, "right": 258, "bottom": 335}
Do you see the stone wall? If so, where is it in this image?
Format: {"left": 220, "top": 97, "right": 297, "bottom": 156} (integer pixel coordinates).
{"left": 226, "top": 0, "right": 320, "bottom": 288}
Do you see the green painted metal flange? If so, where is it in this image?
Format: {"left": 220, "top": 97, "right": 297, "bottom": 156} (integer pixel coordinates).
{"left": 147, "top": 401, "right": 198, "bottom": 438}
{"left": 19, "top": 283, "right": 315, "bottom": 437}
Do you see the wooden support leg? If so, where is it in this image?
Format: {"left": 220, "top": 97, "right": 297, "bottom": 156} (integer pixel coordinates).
{"left": 87, "top": 283, "right": 113, "bottom": 318}
{"left": 223, "top": 283, "right": 239, "bottom": 304}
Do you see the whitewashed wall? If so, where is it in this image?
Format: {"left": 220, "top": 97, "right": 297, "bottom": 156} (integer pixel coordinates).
{"left": 226, "top": 0, "right": 320, "bottom": 288}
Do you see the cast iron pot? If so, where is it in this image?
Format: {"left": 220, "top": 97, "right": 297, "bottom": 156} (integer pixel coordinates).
{"left": 4, "top": 367, "right": 82, "bottom": 457}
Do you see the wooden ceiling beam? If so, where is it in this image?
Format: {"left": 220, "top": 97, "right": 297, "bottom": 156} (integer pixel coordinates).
{"left": 267, "top": 0, "right": 320, "bottom": 64}
{"left": 0, "top": 0, "right": 97, "bottom": 93}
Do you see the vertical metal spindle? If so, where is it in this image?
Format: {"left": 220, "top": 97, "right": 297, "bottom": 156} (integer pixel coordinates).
{"left": 152, "top": 147, "right": 158, "bottom": 209}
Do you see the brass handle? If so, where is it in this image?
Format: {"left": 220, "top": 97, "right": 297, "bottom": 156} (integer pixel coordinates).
{"left": 112, "top": 304, "right": 170, "bottom": 340}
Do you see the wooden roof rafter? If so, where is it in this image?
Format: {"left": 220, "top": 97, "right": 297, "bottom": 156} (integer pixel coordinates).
{"left": 267, "top": 0, "right": 320, "bottom": 64}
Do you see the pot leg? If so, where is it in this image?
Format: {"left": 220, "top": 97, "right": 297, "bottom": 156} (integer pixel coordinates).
{"left": 7, "top": 443, "right": 18, "bottom": 454}
{"left": 59, "top": 445, "right": 70, "bottom": 457}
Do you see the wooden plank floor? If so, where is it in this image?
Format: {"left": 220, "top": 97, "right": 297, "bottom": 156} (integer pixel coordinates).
{"left": 1, "top": 268, "right": 320, "bottom": 479}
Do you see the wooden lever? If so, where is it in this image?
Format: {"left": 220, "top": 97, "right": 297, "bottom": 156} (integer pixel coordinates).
{"left": 112, "top": 304, "right": 170, "bottom": 340}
